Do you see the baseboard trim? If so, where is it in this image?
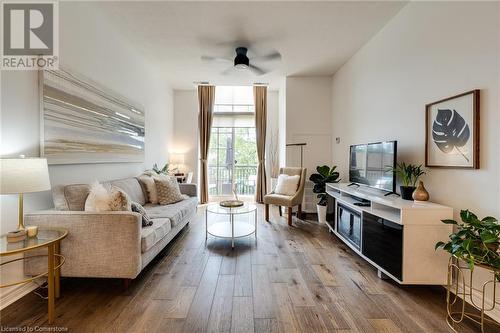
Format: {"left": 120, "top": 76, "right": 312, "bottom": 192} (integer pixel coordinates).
{"left": 0, "top": 282, "right": 39, "bottom": 310}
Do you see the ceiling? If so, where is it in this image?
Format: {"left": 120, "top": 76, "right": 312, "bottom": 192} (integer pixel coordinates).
{"left": 93, "top": 1, "right": 407, "bottom": 90}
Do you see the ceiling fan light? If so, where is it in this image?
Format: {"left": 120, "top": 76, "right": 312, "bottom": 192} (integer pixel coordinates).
{"left": 235, "top": 63, "right": 248, "bottom": 70}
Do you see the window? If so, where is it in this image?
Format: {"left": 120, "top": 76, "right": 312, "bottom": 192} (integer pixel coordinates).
{"left": 208, "top": 86, "right": 258, "bottom": 197}
{"left": 214, "top": 86, "right": 255, "bottom": 113}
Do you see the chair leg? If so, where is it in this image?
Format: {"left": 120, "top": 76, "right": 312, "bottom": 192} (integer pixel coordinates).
{"left": 278, "top": 206, "right": 282, "bottom": 217}
{"left": 265, "top": 204, "right": 269, "bottom": 222}
{"left": 298, "top": 204, "right": 302, "bottom": 219}
{"left": 287, "top": 207, "right": 293, "bottom": 226}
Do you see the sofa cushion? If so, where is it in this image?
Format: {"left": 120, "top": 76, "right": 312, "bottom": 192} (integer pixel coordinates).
{"left": 263, "top": 193, "right": 293, "bottom": 206}
{"left": 141, "top": 218, "right": 171, "bottom": 253}
{"left": 110, "top": 178, "right": 146, "bottom": 206}
{"left": 63, "top": 184, "right": 91, "bottom": 211}
{"left": 144, "top": 196, "right": 198, "bottom": 227}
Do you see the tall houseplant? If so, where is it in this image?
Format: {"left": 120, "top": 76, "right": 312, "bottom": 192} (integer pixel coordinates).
{"left": 309, "top": 165, "right": 340, "bottom": 223}
{"left": 390, "top": 162, "right": 425, "bottom": 200}
{"left": 435, "top": 210, "right": 500, "bottom": 276}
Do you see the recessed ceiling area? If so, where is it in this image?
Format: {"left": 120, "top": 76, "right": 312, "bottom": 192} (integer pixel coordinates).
{"left": 92, "top": 1, "right": 407, "bottom": 90}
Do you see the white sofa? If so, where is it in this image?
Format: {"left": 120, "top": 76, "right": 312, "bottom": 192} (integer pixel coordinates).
{"left": 25, "top": 177, "right": 197, "bottom": 280}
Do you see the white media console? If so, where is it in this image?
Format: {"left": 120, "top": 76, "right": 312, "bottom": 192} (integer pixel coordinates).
{"left": 326, "top": 183, "right": 453, "bottom": 285}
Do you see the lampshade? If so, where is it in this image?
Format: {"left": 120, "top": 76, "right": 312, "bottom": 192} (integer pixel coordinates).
{"left": 169, "top": 153, "right": 185, "bottom": 165}
{"left": 0, "top": 158, "right": 51, "bottom": 194}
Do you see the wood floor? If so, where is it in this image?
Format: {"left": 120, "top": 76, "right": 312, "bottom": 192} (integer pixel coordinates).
{"left": 1, "top": 205, "right": 486, "bottom": 332}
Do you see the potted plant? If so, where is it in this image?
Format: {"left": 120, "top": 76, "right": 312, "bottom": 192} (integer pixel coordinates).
{"left": 309, "top": 165, "right": 340, "bottom": 224}
{"left": 435, "top": 210, "right": 500, "bottom": 275}
{"left": 153, "top": 163, "right": 170, "bottom": 175}
{"left": 390, "top": 162, "right": 425, "bottom": 200}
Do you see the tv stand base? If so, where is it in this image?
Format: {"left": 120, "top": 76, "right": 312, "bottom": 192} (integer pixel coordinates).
{"left": 347, "top": 182, "right": 360, "bottom": 187}
{"left": 384, "top": 191, "right": 400, "bottom": 197}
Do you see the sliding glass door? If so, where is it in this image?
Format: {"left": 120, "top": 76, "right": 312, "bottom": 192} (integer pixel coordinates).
{"left": 208, "top": 127, "right": 257, "bottom": 197}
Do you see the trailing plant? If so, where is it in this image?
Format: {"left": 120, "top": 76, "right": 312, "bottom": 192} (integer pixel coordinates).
{"left": 435, "top": 210, "right": 500, "bottom": 275}
{"left": 389, "top": 162, "right": 425, "bottom": 187}
{"left": 309, "top": 165, "right": 340, "bottom": 206}
{"left": 153, "top": 163, "right": 170, "bottom": 175}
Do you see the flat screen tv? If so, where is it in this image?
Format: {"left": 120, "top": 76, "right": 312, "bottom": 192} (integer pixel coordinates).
{"left": 349, "top": 141, "right": 397, "bottom": 193}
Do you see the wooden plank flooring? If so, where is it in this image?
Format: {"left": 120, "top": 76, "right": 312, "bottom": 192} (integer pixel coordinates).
{"left": 0, "top": 205, "right": 487, "bottom": 332}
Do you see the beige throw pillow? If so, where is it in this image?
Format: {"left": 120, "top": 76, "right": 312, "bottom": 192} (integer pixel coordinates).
{"left": 155, "top": 176, "right": 185, "bottom": 205}
{"left": 84, "top": 182, "right": 111, "bottom": 212}
{"left": 84, "top": 182, "right": 131, "bottom": 212}
{"left": 138, "top": 174, "right": 158, "bottom": 204}
{"left": 274, "top": 174, "right": 300, "bottom": 196}
{"left": 109, "top": 186, "right": 132, "bottom": 211}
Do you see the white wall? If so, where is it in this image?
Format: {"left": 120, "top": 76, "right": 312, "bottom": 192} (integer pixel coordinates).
{"left": 172, "top": 90, "right": 199, "bottom": 183}
{"left": 285, "top": 76, "right": 333, "bottom": 174}
{"left": 0, "top": 2, "right": 173, "bottom": 307}
{"left": 172, "top": 89, "right": 280, "bottom": 192}
{"left": 331, "top": 1, "right": 499, "bottom": 319}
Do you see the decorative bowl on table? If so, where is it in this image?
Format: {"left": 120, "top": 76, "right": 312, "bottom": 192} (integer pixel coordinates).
{"left": 219, "top": 200, "right": 244, "bottom": 208}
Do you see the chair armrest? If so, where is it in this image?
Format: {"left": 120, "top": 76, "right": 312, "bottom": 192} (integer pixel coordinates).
{"left": 24, "top": 211, "right": 142, "bottom": 279}
{"left": 179, "top": 183, "right": 197, "bottom": 197}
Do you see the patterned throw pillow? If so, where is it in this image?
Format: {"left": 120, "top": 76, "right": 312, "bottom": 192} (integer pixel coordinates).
{"left": 109, "top": 186, "right": 132, "bottom": 211}
{"left": 131, "top": 202, "right": 153, "bottom": 227}
{"left": 154, "top": 176, "right": 185, "bottom": 205}
{"left": 84, "top": 182, "right": 131, "bottom": 212}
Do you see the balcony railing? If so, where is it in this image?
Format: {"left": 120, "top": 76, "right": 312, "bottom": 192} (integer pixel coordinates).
{"left": 208, "top": 165, "right": 258, "bottom": 196}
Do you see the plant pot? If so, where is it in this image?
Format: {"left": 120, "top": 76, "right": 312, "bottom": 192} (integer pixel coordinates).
{"left": 400, "top": 186, "right": 416, "bottom": 200}
{"left": 317, "top": 204, "right": 327, "bottom": 224}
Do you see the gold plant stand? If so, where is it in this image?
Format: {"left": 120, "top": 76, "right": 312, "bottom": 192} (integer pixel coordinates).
{"left": 446, "top": 256, "right": 500, "bottom": 332}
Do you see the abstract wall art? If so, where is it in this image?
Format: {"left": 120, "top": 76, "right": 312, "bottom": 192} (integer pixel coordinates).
{"left": 425, "top": 90, "right": 480, "bottom": 169}
{"left": 40, "top": 69, "right": 145, "bottom": 164}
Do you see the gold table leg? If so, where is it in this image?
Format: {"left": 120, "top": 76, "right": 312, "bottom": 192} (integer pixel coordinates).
{"left": 48, "top": 244, "right": 55, "bottom": 324}
{"left": 55, "top": 241, "right": 61, "bottom": 298}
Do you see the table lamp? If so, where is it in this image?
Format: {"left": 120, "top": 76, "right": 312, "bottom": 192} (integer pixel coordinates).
{"left": 0, "top": 157, "right": 51, "bottom": 230}
{"left": 169, "top": 153, "right": 185, "bottom": 173}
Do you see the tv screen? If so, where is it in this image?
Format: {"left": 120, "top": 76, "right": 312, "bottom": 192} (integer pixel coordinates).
{"left": 349, "top": 141, "right": 397, "bottom": 192}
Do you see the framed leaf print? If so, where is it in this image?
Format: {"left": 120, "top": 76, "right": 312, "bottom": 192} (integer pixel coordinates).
{"left": 425, "top": 90, "right": 480, "bottom": 169}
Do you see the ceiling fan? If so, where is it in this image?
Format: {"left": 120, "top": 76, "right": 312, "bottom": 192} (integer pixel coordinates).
{"left": 201, "top": 47, "right": 281, "bottom": 76}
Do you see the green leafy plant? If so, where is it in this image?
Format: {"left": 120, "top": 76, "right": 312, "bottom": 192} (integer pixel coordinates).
{"left": 435, "top": 210, "right": 500, "bottom": 274}
{"left": 309, "top": 165, "right": 340, "bottom": 206}
{"left": 389, "top": 162, "right": 426, "bottom": 187}
{"left": 153, "top": 163, "right": 170, "bottom": 175}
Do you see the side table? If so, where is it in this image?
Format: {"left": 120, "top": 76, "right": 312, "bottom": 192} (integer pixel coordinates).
{"left": 0, "top": 227, "right": 68, "bottom": 324}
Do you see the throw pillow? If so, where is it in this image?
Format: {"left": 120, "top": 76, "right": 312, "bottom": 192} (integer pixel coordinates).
{"left": 138, "top": 174, "right": 158, "bottom": 204}
{"left": 109, "top": 186, "right": 132, "bottom": 211}
{"left": 274, "top": 174, "right": 300, "bottom": 196}
{"left": 131, "top": 202, "right": 153, "bottom": 227}
{"left": 84, "top": 182, "right": 132, "bottom": 212}
{"left": 84, "top": 181, "right": 111, "bottom": 212}
{"left": 155, "top": 176, "right": 185, "bottom": 205}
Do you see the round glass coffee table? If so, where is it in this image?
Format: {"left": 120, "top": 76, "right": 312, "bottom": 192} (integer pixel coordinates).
{"left": 205, "top": 203, "right": 257, "bottom": 248}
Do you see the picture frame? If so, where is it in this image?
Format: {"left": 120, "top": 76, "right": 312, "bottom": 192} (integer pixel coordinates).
{"left": 425, "top": 90, "right": 480, "bottom": 169}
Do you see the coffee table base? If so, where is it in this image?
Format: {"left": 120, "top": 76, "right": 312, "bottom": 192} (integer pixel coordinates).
{"left": 205, "top": 204, "right": 257, "bottom": 248}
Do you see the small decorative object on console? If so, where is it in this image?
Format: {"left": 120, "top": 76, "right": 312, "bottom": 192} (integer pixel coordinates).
{"left": 7, "top": 230, "right": 27, "bottom": 243}
{"left": 412, "top": 181, "right": 429, "bottom": 201}
{"left": 26, "top": 226, "right": 39, "bottom": 237}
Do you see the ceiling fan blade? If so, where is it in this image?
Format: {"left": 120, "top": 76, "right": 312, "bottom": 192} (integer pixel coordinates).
{"left": 221, "top": 66, "right": 235, "bottom": 75}
{"left": 248, "top": 64, "right": 266, "bottom": 76}
{"left": 251, "top": 52, "right": 281, "bottom": 63}
{"left": 201, "top": 55, "right": 232, "bottom": 63}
